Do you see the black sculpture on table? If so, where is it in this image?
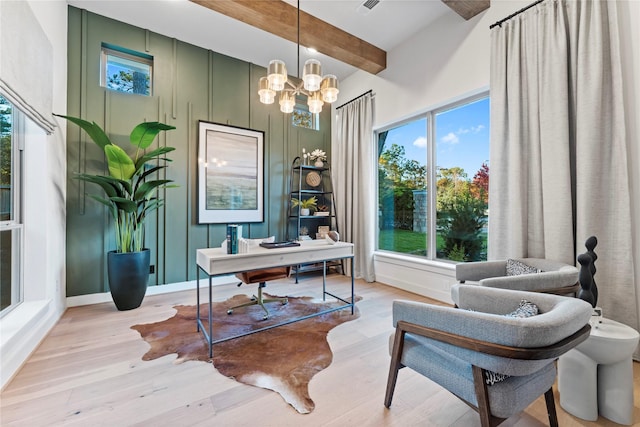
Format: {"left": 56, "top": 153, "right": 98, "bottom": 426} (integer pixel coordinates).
{"left": 585, "top": 236, "right": 598, "bottom": 305}
{"left": 577, "top": 235, "right": 598, "bottom": 308}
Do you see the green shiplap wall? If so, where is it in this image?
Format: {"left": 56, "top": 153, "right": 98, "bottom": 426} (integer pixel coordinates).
{"left": 66, "top": 7, "right": 331, "bottom": 296}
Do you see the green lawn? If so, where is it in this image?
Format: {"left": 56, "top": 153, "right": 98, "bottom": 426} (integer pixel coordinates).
{"left": 378, "top": 229, "right": 430, "bottom": 256}
{"left": 378, "top": 228, "right": 487, "bottom": 260}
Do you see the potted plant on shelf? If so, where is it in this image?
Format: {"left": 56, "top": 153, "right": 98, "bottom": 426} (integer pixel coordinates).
{"left": 309, "top": 149, "right": 327, "bottom": 167}
{"left": 55, "top": 114, "right": 176, "bottom": 310}
{"left": 292, "top": 196, "right": 317, "bottom": 216}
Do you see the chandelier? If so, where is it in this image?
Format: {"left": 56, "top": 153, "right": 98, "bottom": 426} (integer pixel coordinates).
{"left": 257, "top": 1, "right": 339, "bottom": 114}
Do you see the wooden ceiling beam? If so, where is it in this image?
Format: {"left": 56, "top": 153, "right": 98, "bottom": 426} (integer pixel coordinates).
{"left": 441, "top": 0, "right": 490, "bottom": 20}
{"left": 190, "top": 0, "right": 387, "bottom": 75}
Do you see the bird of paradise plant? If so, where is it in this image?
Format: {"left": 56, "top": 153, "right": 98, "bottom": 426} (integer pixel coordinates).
{"left": 56, "top": 114, "right": 176, "bottom": 253}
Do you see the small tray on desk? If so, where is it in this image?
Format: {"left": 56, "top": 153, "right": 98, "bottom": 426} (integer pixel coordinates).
{"left": 259, "top": 241, "right": 301, "bottom": 249}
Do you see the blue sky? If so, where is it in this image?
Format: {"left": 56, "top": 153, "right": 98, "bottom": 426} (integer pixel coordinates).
{"left": 383, "top": 97, "right": 490, "bottom": 179}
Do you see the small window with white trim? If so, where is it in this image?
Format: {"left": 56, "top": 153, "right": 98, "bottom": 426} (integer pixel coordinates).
{"left": 100, "top": 43, "right": 153, "bottom": 96}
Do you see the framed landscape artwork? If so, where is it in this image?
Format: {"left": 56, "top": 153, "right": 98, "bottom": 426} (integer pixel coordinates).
{"left": 197, "top": 121, "right": 264, "bottom": 224}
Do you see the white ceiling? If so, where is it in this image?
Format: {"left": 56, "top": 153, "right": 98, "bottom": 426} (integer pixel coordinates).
{"left": 67, "top": 0, "right": 453, "bottom": 80}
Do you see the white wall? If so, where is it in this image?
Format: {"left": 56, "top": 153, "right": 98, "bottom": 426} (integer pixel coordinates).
{"left": 336, "top": 0, "right": 640, "bottom": 304}
{"left": 0, "top": 0, "right": 67, "bottom": 390}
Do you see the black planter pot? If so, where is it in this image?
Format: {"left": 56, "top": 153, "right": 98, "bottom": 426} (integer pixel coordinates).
{"left": 107, "top": 249, "right": 150, "bottom": 311}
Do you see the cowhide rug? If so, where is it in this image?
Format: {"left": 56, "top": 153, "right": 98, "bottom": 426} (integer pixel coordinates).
{"left": 131, "top": 293, "right": 360, "bottom": 414}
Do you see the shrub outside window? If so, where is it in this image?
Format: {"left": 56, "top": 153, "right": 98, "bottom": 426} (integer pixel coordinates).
{"left": 377, "top": 94, "right": 490, "bottom": 262}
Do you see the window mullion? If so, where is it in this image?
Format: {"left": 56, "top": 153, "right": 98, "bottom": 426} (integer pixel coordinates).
{"left": 427, "top": 112, "right": 437, "bottom": 260}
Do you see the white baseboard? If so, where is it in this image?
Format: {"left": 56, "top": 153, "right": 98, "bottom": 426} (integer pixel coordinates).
{"left": 373, "top": 252, "right": 456, "bottom": 304}
{"left": 66, "top": 275, "right": 238, "bottom": 307}
{"left": 375, "top": 271, "right": 451, "bottom": 302}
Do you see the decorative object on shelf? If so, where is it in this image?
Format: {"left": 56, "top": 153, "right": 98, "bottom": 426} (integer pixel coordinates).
{"left": 305, "top": 171, "right": 322, "bottom": 187}
{"left": 197, "top": 121, "right": 264, "bottom": 224}
{"left": 326, "top": 230, "right": 340, "bottom": 245}
{"left": 54, "top": 114, "right": 176, "bottom": 311}
{"left": 317, "top": 225, "right": 330, "bottom": 239}
{"left": 309, "top": 149, "right": 327, "bottom": 167}
{"left": 257, "top": 0, "right": 339, "bottom": 114}
{"left": 291, "top": 196, "right": 317, "bottom": 216}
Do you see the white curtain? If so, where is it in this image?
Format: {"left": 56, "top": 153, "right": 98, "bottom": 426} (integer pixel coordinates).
{"left": 489, "top": 0, "right": 637, "bottom": 337}
{"left": 333, "top": 93, "right": 376, "bottom": 282}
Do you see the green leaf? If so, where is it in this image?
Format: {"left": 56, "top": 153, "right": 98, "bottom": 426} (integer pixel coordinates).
{"left": 134, "top": 179, "right": 172, "bottom": 201}
{"left": 75, "top": 174, "right": 119, "bottom": 198}
{"left": 130, "top": 122, "right": 176, "bottom": 150}
{"left": 54, "top": 114, "right": 112, "bottom": 150}
{"left": 105, "top": 145, "right": 135, "bottom": 180}
{"left": 110, "top": 196, "right": 137, "bottom": 213}
{"left": 134, "top": 146, "right": 176, "bottom": 172}
{"left": 139, "top": 165, "right": 165, "bottom": 181}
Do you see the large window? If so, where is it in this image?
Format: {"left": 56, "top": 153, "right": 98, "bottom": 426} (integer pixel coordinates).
{"left": 0, "top": 95, "right": 23, "bottom": 315}
{"left": 377, "top": 94, "right": 489, "bottom": 262}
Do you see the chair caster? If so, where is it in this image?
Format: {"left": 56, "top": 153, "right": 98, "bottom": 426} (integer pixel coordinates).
{"left": 262, "top": 314, "right": 269, "bottom": 320}
{"left": 282, "top": 299, "right": 288, "bottom": 305}
{"left": 227, "top": 309, "right": 233, "bottom": 315}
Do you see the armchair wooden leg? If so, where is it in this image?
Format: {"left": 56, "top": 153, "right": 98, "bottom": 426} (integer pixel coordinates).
{"left": 384, "top": 328, "right": 406, "bottom": 408}
{"left": 472, "top": 366, "right": 493, "bottom": 427}
{"left": 544, "top": 388, "right": 559, "bottom": 427}
{"left": 472, "top": 366, "right": 507, "bottom": 427}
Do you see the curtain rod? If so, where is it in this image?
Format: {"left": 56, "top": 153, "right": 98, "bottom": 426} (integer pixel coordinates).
{"left": 489, "top": 0, "right": 545, "bottom": 29}
{"left": 336, "top": 89, "right": 373, "bottom": 110}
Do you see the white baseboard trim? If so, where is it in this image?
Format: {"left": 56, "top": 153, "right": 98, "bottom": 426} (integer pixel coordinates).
{"left": 373, "top": 252, "right": 456, "bottom": 304}
{"left": 66, "top": 275, "right": 238, "bottom": 307}
{"left": 375, "top": 272, "right": 451, "bottom": 303}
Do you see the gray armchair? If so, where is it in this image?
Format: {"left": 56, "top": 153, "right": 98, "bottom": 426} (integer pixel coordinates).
{"left": 384, "top": 284, "right": 592, "bottom": 427}
{"left": 455, "top": 258, "right": 580, "bottom": 299}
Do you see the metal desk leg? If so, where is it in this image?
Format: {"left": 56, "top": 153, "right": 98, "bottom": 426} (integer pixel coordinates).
{"left": 208, "top": 275, "right": 213, "bottom": 358}
{"left": 196, "top": 266, "right": 201, "bottom": 332}
{"left": 322, "top": 260, "right": 327, "bottom": 301}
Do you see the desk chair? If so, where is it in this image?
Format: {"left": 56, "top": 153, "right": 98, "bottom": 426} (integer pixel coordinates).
{"left": 227, "top": 267, "right": 291, "bottom": 320}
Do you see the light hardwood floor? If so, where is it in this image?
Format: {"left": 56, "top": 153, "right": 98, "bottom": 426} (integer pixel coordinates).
{"left": 1, "top": 276, "right": 638, "bottom": 426}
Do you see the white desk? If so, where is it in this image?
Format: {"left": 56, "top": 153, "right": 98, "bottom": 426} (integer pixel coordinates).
{"left": 196, "top": 240, "right": 355, "bottom": 357}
